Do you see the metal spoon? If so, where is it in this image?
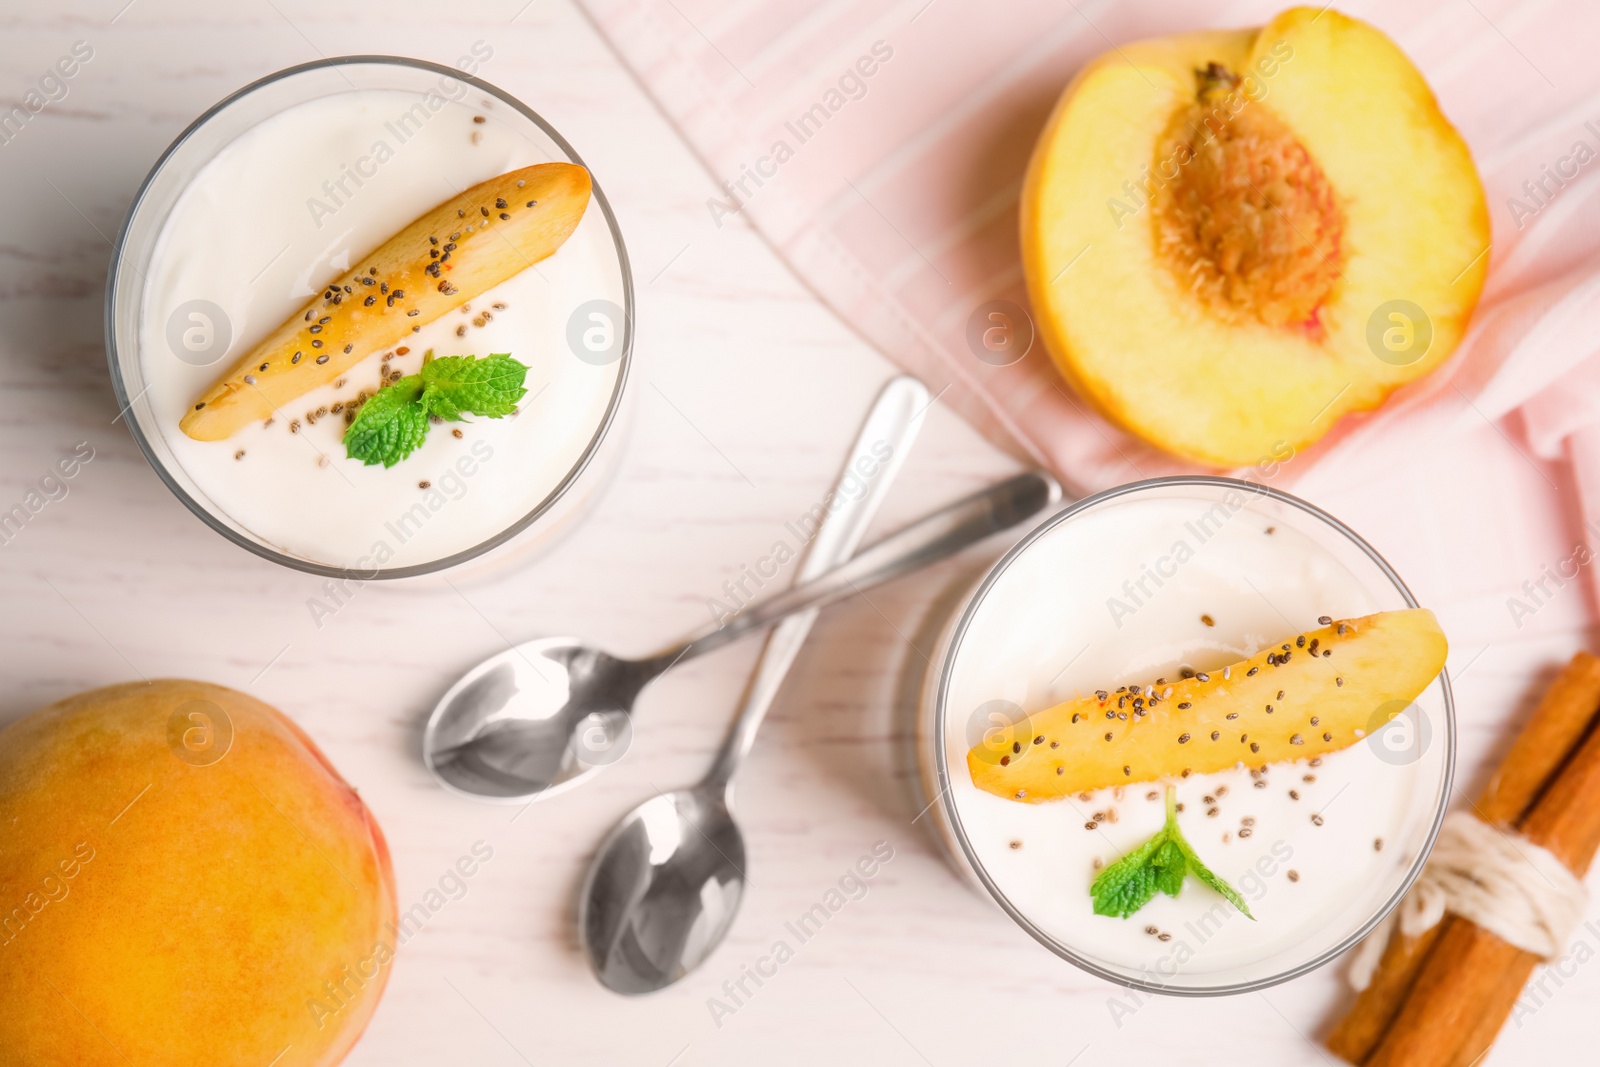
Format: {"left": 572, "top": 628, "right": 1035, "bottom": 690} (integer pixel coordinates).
{"left": 577, "top": 376, "right": 919, "bottom": 993}
{"left": 422, "top": 466, "right": 1058, "bottom": 802}
{"left": 422, "top": 466, "right": 1061, "bottom": 803}
{"left": 423, "top": 375, "right": 920, "bottom": 799}
{"left": 422, "top": 463, "right": 1062, "bottom": 806}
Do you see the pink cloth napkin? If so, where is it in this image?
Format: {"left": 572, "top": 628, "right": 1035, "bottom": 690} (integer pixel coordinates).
{"left": 580, "top": 0, "right": 1600, "bottom": 638}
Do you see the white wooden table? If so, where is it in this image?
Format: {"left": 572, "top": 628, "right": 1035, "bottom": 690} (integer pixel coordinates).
{"left": 2, "top": 2, "right": 1594, "bottom": 1064}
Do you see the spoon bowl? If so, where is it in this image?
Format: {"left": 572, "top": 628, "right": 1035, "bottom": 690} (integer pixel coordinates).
{"left": 423, "top": 637, "right": 643, "bottom": 801}
{"left": 579, "top": 789, "right": 746, "bottom": 994}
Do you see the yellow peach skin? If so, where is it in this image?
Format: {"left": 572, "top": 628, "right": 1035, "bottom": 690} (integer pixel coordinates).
{"left": 0, "top": 680, "right": 396, "bottom": 1067}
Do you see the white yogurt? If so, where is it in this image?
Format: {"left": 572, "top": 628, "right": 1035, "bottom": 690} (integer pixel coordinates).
{"left": 937, "top": 485, "right": 1446, "bottom": 989}
{"left": 136, "top": 88, "right": 624, "bottom": 570}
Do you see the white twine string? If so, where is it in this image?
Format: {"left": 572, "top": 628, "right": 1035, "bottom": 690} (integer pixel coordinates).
{"left": 1347, "top": 810, "right": 1589, "bottom": 991}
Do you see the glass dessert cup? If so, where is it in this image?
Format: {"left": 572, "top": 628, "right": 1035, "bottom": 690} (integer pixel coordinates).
{"left": 917, "top": 477, "right": 1454, "bottom": 995}
{"left": 105, "top": 56, "right": 633, "bottom": 579}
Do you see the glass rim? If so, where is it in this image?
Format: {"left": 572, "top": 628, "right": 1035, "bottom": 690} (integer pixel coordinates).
{"left": 929, "top": 474, "right": 1456, "bottom": 997}
{"left": 104, "top": 54, "right": 635, "bottom": 581}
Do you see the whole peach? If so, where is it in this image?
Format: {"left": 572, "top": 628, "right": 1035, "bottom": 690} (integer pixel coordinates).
{"left": 0, "top": 680, "right": 396, "bottom": 1066}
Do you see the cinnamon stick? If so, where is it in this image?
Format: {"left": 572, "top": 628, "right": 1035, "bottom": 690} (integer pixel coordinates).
{"left": 1325, "top": 651, "right": 1600, "bottom": 1064}
{"left": 1446, "top": 727, "right": 1600, "bottom": 1067}
{"left": 1363, "top": 678, "right": 1600, "bottom": 1067}
{"left": 1324, "top": 923, "right": 1446, "bottom": 1062}
{"left": 1477, "top": 652, "right": 1600, "bottom": 824}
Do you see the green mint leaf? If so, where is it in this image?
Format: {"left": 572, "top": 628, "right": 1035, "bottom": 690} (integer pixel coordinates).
{"left": 1171, "top": 833, "right": 1254, "bottom": 919}
{"left": 420, "top": 353, "right": 528, "bottom": 421}
{"left": 1152, "top": 838, "right": 1187, "bottom": 898}
{"left": 343, "top": 374, "right": 427, "bottom": 467}
{"left": 341, "top": 353, "right": 528, "bottom": 467}
{"left": 1090, "top": 830, "right": 1167, "bottom": 918}
{"left": 1161, "top": 786, "right": 1253, "bottom": 919}
{"left": 1088, "top": 786, "right": 1254, "bottom": 920}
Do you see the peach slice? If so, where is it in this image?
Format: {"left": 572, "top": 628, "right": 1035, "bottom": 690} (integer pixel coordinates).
{"left": 1021, "top": 8, "right": 1489, "bottom": 467}
{"left": 968, "top": 609, "right": 1447, "bottom": 802}
{"left": 181, "top": 162, "right": 590, "bottom": 442}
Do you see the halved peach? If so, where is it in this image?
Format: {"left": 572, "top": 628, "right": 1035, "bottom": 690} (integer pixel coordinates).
{"left": 1021, "top": 8, "right": 1489, "bottom": 467}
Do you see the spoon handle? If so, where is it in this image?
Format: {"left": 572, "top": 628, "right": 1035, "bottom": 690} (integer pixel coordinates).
{"left": 656, "top": 469, "right": 1064, "bottom": 672}
{"left": 702, "top": 376, "right": 928, "bottom": 795}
